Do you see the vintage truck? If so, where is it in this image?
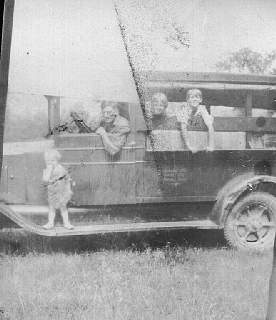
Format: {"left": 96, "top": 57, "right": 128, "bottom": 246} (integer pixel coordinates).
{"left": 0, "top": 0, "right": 276, "bottom": 250}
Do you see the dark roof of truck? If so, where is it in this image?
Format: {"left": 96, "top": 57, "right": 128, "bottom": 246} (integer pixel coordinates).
{"left": 143, "top": 71, "right": 276, "bottom": 86}
{"left": 142, "top": 71, "right": 276, "bottom": 108}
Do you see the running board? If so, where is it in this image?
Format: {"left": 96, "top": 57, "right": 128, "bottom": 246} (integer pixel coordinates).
{"left": 42, "top": 220, "right": 220, "bottom": 237}
{"left": 0, "top": 204, "right": 220, "bottom": 237}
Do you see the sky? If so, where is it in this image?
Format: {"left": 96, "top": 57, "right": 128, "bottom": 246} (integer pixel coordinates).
{"left": 7, "top": 0, "right": 276, "bottom": 100}
{"left": 8, "top": 0, "right": 139, "bottom": 102}
{"left": 118, "top": 0, "right": 276, "bottom": 72}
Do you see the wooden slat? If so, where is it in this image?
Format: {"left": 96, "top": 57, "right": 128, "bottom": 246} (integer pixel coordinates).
{"left": 142, "top": 71, "right": 276, "bottom": 85}
{"left": 245, "top": 92, "right": 253, "bottom": 147}
{"left": 146, "top": 81, "right": 276, "bottom": 91}
{"left": 55, "top": 133, "right": 103, "bottom": 148}
{"left": 245, "top": 92, "right": 253, "bottom": 116}
{"left": 55, "top": 133, "right": 140, "bottom": 148}
{"left": 145, "top": 87, "right": 276, "bottom": 109}
{"left": 58, "top": 146, "right": 141, "bottom": 163}
{"left": 182, "top": 117, "right": 276, "bottom": 132}
{"left": 149, "top": 149, "right": 276, "bottom": 161}
{"left": 213, "top": 117, "right": 276, "bottom": 132}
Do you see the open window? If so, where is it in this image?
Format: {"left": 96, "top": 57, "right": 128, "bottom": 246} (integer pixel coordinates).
{"left": 144, "top": 72, "right": 276, "bottom": 152}
{"left": 6, "top": 0, "right": 141, "bottom": 157}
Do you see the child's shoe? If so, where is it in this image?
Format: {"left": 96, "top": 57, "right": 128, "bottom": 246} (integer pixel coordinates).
{"left": 43, "top": 223, "right": 54, "bottom": 230}
{"left": 64, "top": 223, "right": 74, "bottom": 230}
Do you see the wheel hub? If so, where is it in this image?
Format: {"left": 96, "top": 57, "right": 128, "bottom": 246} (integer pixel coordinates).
{"left": 235, "top": 204, "right": 274, "bottom": 243}
{"left": 224, "top": 193, "right": 276, "bottom": 250}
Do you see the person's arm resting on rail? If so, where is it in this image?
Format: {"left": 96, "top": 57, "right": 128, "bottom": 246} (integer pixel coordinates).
{"left": 178, "top": 106, "right": 199, "bottom": 153}
{"left": 199, "top": 106, "right": 215, "bottom": 151}
{"left": 95, "top": 102, "right": 131, "bottom": 156}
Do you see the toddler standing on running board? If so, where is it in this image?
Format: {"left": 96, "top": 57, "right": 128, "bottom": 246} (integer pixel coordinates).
{"left": 43, "top": 149, "right": 74, "bottom": 230}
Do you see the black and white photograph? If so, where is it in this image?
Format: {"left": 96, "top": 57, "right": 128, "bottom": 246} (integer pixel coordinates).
{"left": 0, "top": 0, "right": 276, "bottom": 319}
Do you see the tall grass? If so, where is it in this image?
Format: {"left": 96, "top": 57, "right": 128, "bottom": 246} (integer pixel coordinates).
{"left": 0, "top": 246, "right": 272, "bottom": 320}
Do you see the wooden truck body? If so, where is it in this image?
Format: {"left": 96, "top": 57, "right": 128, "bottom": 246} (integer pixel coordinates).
{"left": 1, "top": 0, "right": 276, "bottom": 250}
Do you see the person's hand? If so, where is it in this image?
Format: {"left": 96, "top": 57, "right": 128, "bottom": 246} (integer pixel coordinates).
{"left": 206, "top": 145, "right": 214, "bottom": 152}
{"left": 41, "top": 179, "right": 47, "bottom": 186}
{"left": 43, "top": 166, "right": 52, "bottom": 177}
{"left": 189, "top": 146, "right": 198, "bottom": 154}
{"left": 96, "top": 127, "right": 106, "bottom": 135}
{"left": 42, "top": 166, "right": 53, "bottom": 182}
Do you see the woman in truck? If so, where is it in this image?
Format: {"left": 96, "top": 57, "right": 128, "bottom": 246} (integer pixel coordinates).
{"left": 146, "top": 92, "right": 177, "bottom": 130}
{"left": 177, "top": 88, "right": 215, "bottom": 153}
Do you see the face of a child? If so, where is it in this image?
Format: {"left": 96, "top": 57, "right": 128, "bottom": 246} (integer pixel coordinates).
{"left": 102, "top": 106, "right": 116, "bottom": 123}
{"left": 45, "top": 157, "right": 58, "bottom": 167}
{"left": 187, "top": 93, "right": 202, "bottom": 108}
{"left": 151, "top": 97, "right": 167, "bottom": 116}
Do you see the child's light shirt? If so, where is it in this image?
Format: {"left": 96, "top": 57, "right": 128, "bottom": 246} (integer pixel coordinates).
{"left": 176, "top": 103, "right": 213, "bottom": 128}
{"left": 48, "top": 164, "right": 68, "bottom": 183}
{"left": 45, "top": 164, "right": 73, "bottom": 209}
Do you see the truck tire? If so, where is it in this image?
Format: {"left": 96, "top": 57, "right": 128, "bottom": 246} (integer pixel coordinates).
{"left": 224, "top": 192, "right": 276, "bottom": 251}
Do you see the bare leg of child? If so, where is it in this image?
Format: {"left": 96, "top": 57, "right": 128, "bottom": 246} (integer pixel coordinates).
{"left": 60, "top": 206, "right": 74, "bottom": 230}
{"left": 43, "top": 205, "right": 55, "bottom": 229}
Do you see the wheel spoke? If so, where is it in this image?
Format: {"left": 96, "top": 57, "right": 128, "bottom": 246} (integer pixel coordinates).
{"left": 256, "top": 230, "right": 267, "bottom": 241}
{"left": 262, "top": 222, "right": 275, "bottom": 228}
{"left": 243, "top": 206, "right": 251, "bottom": 217}
{"left": 251, "top": 205, "right": 267, "bottom": 218}
{"left": 235, "top": 222, "right": 247, "bottom": 227}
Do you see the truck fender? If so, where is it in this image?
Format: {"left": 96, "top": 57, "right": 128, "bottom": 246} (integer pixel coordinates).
{"left": 0, "top": 202, "right": 56, "bottom": 236}
{"left": 211, "top": 174, "right": 276, "bottom": 226}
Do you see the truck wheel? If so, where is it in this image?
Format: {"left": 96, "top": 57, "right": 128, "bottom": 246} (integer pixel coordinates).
{"left": 224, "top": 192, "right": 276, "bottom": 251}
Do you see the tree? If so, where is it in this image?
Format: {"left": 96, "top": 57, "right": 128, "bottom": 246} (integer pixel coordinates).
{"left": 216, "top": 47, "right": 276, "bottom": 74}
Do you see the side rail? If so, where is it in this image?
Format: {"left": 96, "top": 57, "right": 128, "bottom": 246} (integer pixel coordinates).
{"left": 212, "top": 117, "right": 276, "bottom": 133}
{"left": 146, "top": 116, "right": 276, "bottom": 152}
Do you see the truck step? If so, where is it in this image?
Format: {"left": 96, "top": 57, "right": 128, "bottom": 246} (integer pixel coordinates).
{"left": 48, "top": 220, "right": 220, "bottom": 237}
{"left": 2, "top": 205, "right": 220, "bottom": 237}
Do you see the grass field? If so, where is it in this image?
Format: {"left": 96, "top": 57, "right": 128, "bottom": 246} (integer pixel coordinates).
{"left": 0, "top": 230, "right": 273, "bottom": 320}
